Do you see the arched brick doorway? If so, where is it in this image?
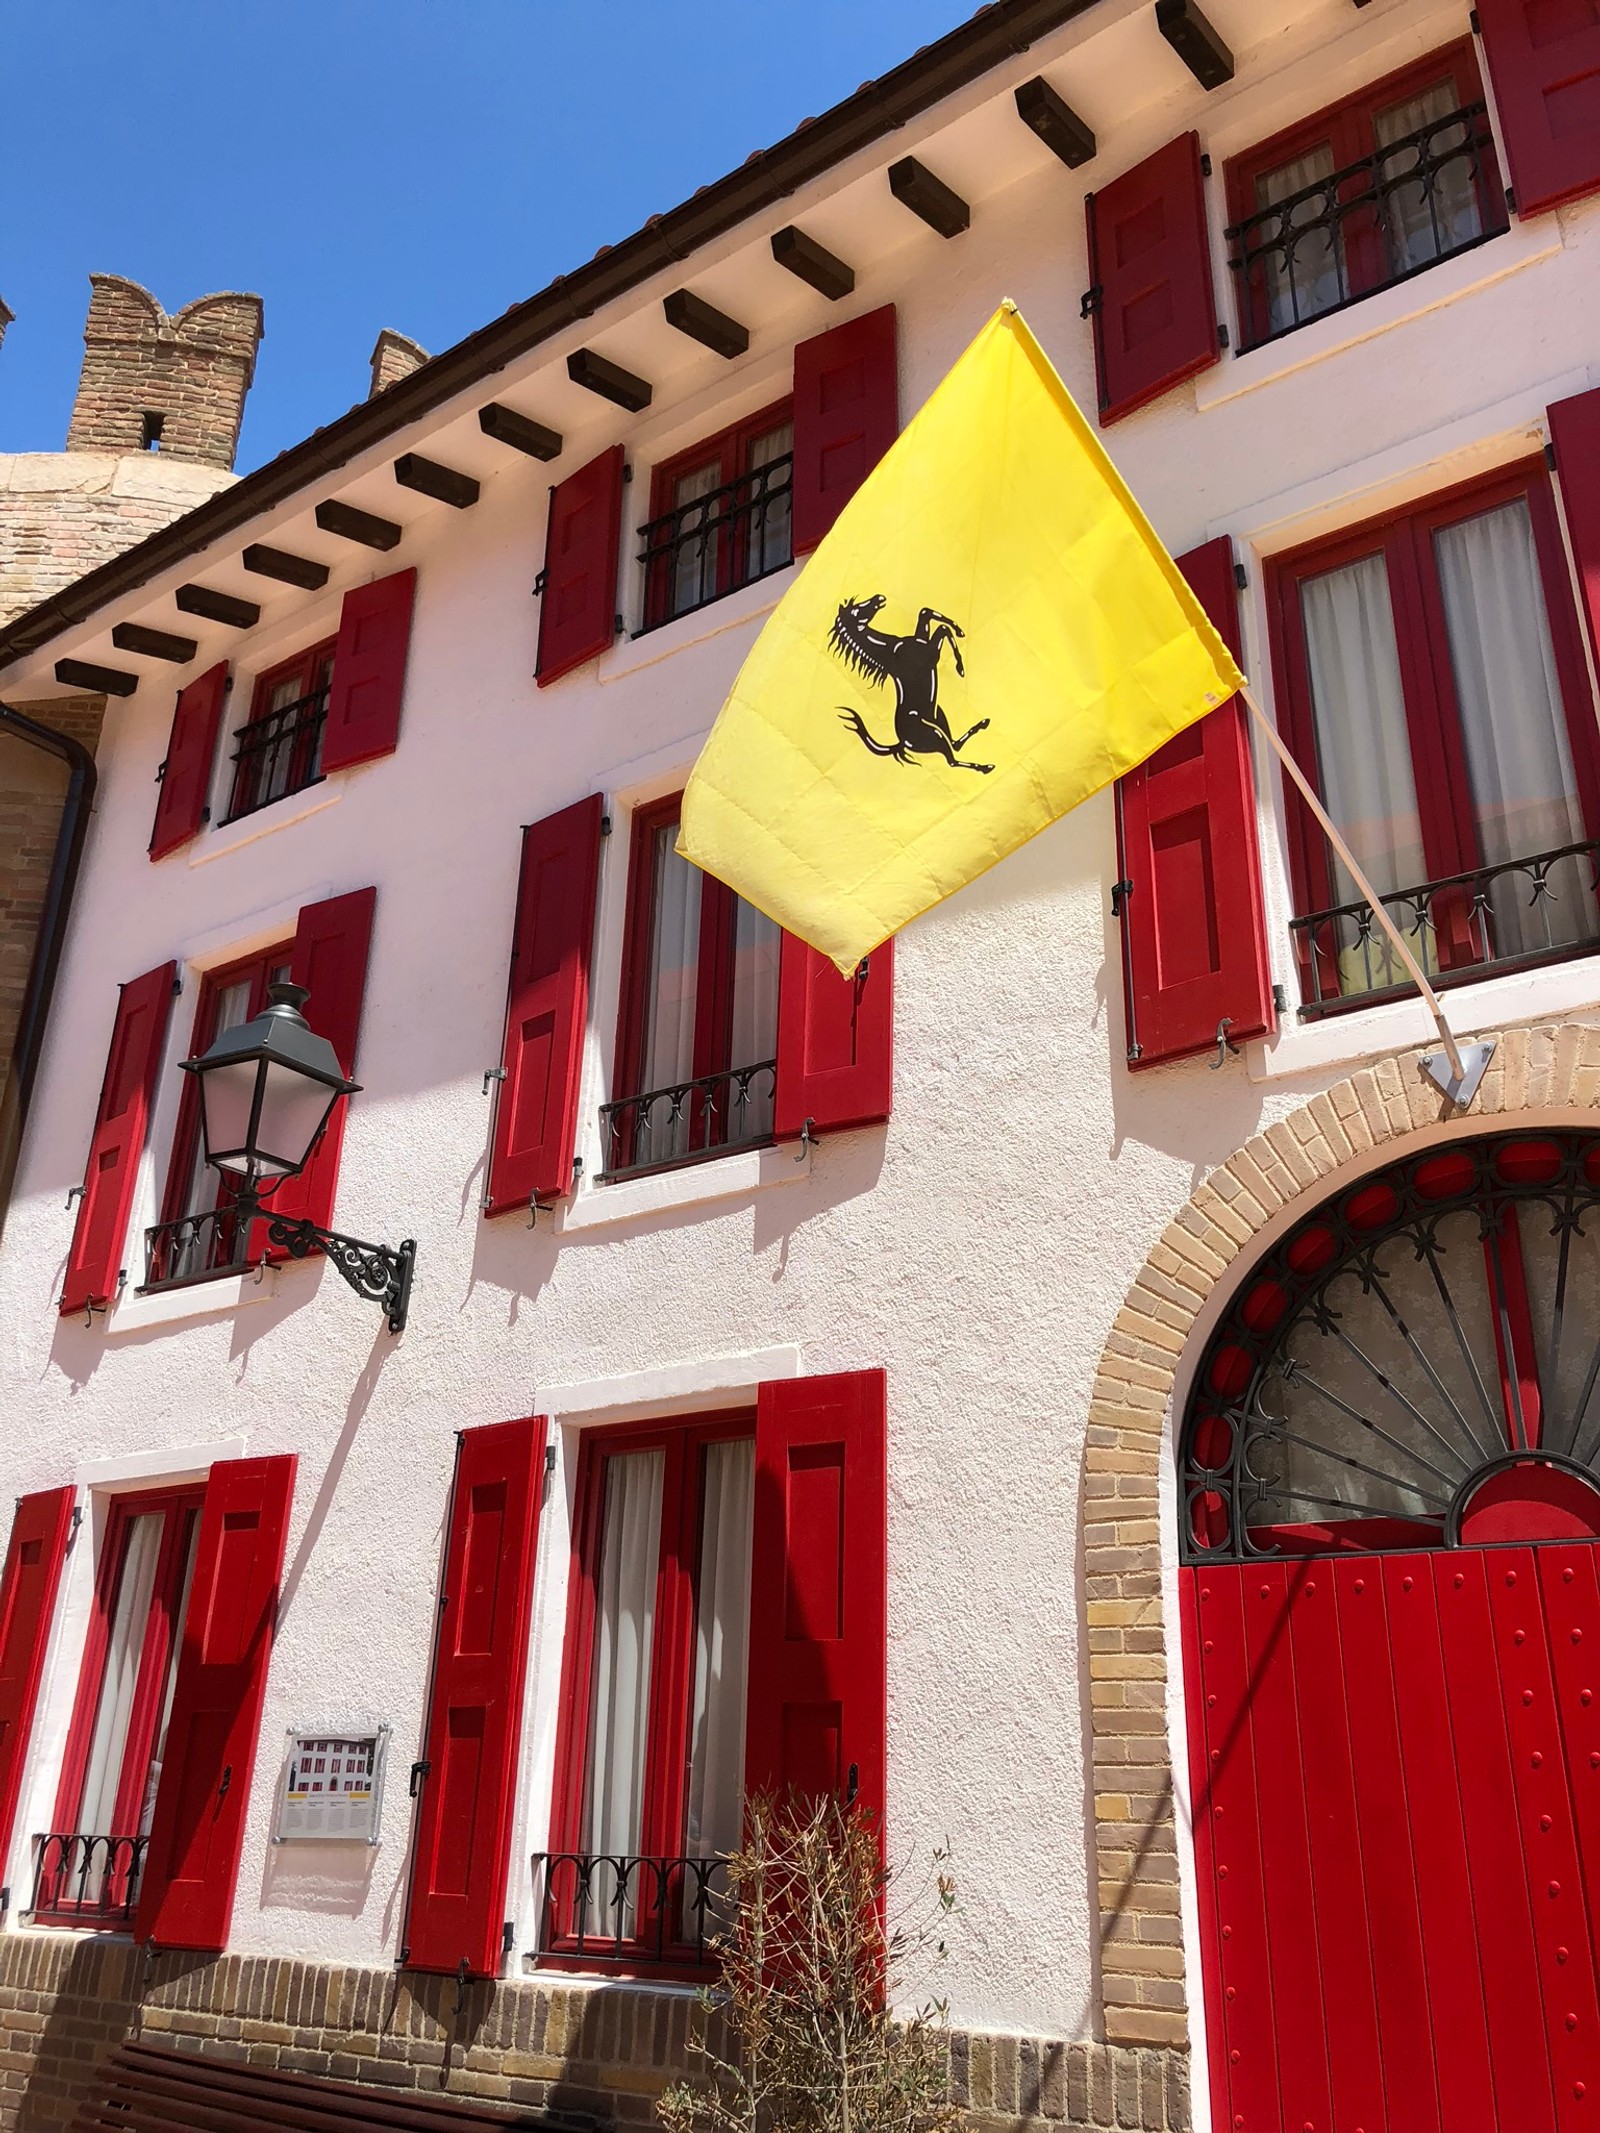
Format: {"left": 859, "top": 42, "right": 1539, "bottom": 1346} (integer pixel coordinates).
{"left": 1181, "top": 1126, "right": 1600, "bottom": 2133}
{"left": 1081, "top": 1023, "right": 1600, "bottom": 2076}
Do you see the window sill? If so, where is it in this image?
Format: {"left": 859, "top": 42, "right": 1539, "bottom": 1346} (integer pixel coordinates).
{"left": 1245, "top": 947, "right": 1600, "bottom": 1086}
{"left": 1196, "top": 217, "right": 1562, "bottom": 415}
{"left": 596, "top": 566, "right": 795, "bottom": 688}
{"left": 189, "top": 781, "right": 342, "bottom": 866}
{"left": 558, "top": 1137, "right": 810, "bottom": 1233}
{"left": 103, "top": 1263, "right": 279, "bottom": 1335}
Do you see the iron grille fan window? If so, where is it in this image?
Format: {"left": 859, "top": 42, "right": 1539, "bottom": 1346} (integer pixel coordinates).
{"left": 143, "top": 946, "right": 293, "bottom": 1290}
{"left": 640, "top": 404, "right": 793, "bottom": 633}
{"left": 603, "top": 792, "right": 779, "bottom": 1181}
{"left": 1224, "top": 42, "right": 1506, "bottom": 353}
{"left": 543, "top": 1415, "right": 754, "bottom": 1974}
{"left": 1267, "top": 459, "right": 1600, "bottom": 1015}
{"left": 225, "top": 639, "right": 336, "bottom": 823}
{"left": 34, "top": 1487, "right": 203, "bottom": 1927}
{"left": 1181, "top": 1132, "right": 1600, "bottom": 1562}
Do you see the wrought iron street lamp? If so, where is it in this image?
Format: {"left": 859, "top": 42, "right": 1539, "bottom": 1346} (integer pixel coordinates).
{"left": 182, "top": 979, "right": 413, "bottom": 1331}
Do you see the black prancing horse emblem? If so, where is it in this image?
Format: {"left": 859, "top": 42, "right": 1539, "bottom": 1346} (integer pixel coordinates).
{"left": 830, "top": 595, "right": 994, "bottom": 774}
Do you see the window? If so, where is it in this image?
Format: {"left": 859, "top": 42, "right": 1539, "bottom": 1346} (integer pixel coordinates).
{"left": 540, "top": 1415, "right": 754, "bottom": 1970}
{"left": 639, "top": 403, "right": 794, "bottom": 632}
{"left": 1226, "top": 43, "right": 1507, "bottom": 351}
{"left": 144, "top": 944, "right": 292, "bottom": 1288}
{"left": 224, "top": 638, "right": 336, "bottom": 823}
{"left": 34, "top": 1488, "right": 203, "bottom": 1926}
{"left": 1269, "top": 461, "right": 1600, "bottom": 1011}
{"left": 603, "top": 792, "right": 781, "bottom": 1178}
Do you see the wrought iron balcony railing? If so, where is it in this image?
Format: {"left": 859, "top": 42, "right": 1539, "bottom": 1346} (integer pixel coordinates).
{"left": 1227, "top": 100, "right": 1504, "bottom": 351}
{"left": 31, "top": 1832, "right": 147, "bottom": 1925}
{"left": 1290, "top": 837, "right": 1600, "bottom": 1015}
{"left": 529, "top": 1851, "right": 728, "bottom": 1969}
{"left": 143, "top": 1203, "right": 252, "bottom": 1292}
{"left": 638, "top": 454, "right": 793, "bottom": 632}
{"left": 598, "top": 1059, "right": 776, "bottom": 1182}
{"left": 224, "top": 686, "right": 328, "bottom": 823}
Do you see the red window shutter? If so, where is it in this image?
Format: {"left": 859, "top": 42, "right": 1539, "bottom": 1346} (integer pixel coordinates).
{"left": 1477, "top": 0, "right": 1600, "bottom": 216}
{"left": 60, "top": 962, "right": 177, "bottom": 1316}
{"left": 135, "top": 1455, "right": 296, "bottom": 1952}
{"left": 1550, "top": 386, "right": 1600, "bottom": 688}
{"left": 535, "top": 446, "right": 624, "bottom": 686}
{"left": 0, "top": 1488, "right": 74, "bottom": 1875}
{"left": 1086, "top": 133, "right": 1219, "bottom": 426}
{"left": 405, "top": 1416, "right": 545, "bottom": 1977}
{"left": 745, "top": 1371, "right": 887, "bottom": 1824}
{"left": 149, "top": 663, "right": 227, "bottom": 861}
{"left": 773, "top": 933, "right": 893, "bottom": 1141}
{"left": 321, "top": 567, "right": 417, "bottom": 774}
{"left": 791, "top": 306, "right": 898, "bottom": 555}
{"left": 1115, "top": 536, "right": 1274, "bottom": 1068}
{"left": 265, "top": 887, "right": 377, "bottom": 1236}
{"left": 485, "top": 796, "right": 602, "bottom": 1214}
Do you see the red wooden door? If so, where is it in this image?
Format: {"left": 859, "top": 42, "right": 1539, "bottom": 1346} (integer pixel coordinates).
{"left": 1185, "top": 1542, "right": 1600, "bottom": 2133}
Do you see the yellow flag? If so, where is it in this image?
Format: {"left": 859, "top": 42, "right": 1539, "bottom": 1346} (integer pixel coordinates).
{"left": 678, "top": 303, "right": 1246, "bottom": 974}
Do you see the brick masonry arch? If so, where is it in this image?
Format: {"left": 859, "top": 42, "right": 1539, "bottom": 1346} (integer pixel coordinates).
{"left": 1085, "top": 1021, "right": 1600, "bottom": 2055}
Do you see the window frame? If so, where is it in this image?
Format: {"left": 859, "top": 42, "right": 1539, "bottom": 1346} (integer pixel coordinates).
{"left": 1265, "top": 456, "right": 1600, "bottom": 1001}
{"left": 223, "top": 634, "right": 338, "bottom": 824}
{"left": 544, "top": 1409, "right": 755, "bottom": 1977}
{"left": 641, "top": 398, "right": 794, "bottom": 632}
{"left": 151, "top": 943, "right": 294, "bottom": 1284}
{"left": 608, "top": 790, "right": 777, "bottom": 1179}
{"left": 39, "top": 1485, "right": 205, "bottom": 1924}
{"left": 1224, "top": 39, "right": 1506, "bottom": 352}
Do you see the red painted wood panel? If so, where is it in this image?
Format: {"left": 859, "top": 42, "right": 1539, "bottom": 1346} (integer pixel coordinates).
{"left": 1491, "top": 1550, "right": 1600, "bottom": 2130}
{"left": 321, "top": 567, "right": 416, "bottom": 772}
{"left": 1239, "top": 1565, "right": 1334, "bottom": 2133}
{"left": 1334, "top": 1557, "right": 1441, "bottom": 2133}
{"left": 405, "top": 1417, "right": 545, "bottom": 1977}
{"left": 1476, "top": 0, "right": 1600, "bottom": 217}
{"left": 1286, "top": 1564, "right": 1387, "bottom": 2133}
{"left": 135, "top": 1456, "right": 297, "bottom": 1952}
{"left": 1186, "top": 1567, "right": 1282, "bottom": 2133}
{"left": 149, "top": 662, "right": 228, "bottom": 861}
{"left": 60, "top": 963, "right": 177, "bottom": 1316}
{"left": 1085, "top": 132, "right": 1218, "bottom": 425}
{"left": 1190, "top": 1542, "right": 1600, "bottom": 2131}
{"left": 1386, "top": 1556, "right": 1493, "bottom": 2132}
{"left": 773, "top": 932, "right": 893, "bottom": 1140}
{"left": 1115, "top": 538, "right": 1274, "bottom": 1068}
{"left": 485, "top": 796, "right": 603, "bottom": 1211}
{"left": 1433, "top": 1551, "right": 1557, "bottom": 2129}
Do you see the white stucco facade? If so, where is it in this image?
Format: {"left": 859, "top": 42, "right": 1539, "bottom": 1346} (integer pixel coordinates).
{"left": 2, "top": 0, "right": 1599, "bottom": 2110}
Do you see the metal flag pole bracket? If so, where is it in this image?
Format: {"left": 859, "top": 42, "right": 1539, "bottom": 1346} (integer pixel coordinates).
{"left": 1239, "top": 684, "right": 1495, "bottom": 1111}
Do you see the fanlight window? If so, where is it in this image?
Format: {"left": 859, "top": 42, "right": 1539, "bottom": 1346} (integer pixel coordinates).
{"left": 1181, "top": 1132, "right": 1600, "bottom": 1559}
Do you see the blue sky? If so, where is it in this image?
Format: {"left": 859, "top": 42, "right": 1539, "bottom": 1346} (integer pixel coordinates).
{"left": 2, "top": 2, "right": 976, "bottom": 472}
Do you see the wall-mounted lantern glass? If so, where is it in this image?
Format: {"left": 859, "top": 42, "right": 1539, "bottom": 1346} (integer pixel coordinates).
{"left": 182, "top": 980, "right": 413, "bottom": 1331}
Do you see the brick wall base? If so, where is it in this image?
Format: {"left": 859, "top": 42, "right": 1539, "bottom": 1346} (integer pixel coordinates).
{"left": 0, "top": 1935, "right": 1188, "bottom": 2133}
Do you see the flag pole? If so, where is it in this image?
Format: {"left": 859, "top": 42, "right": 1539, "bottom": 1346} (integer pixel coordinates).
{"left": 1239, "top": 684, "right": 1492, "bottom": 1104}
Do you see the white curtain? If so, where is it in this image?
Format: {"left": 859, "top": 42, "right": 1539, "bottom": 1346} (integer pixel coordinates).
{"left": 729, "top": 902, "right": 780, "bottom": 1141}
{"left": 139, "top": 1513, "right": 199, "bottom": 1837}
{"left": 1300, "top": 554, "right": 1431, "bottom": 992}
{"left": 1435, "top": 498, "right": 1594, "bottom": 954}
{"left": 1255, "top": 143, "right": 1343, "bottom": 335}
{"left": 1375, "top": 81, "right": 1481, "bottom": 276}
{"left": 745, "top": 420, "right": 794, "bottom": 581}
{"left": 640, "top": 826, "right": 702, "bottom": 1160}
{"left": 77, "top": 1514, "right": 164, "bottom": 1834}
{"left": 583, "top": 1448, "right": 664, "bottom": 1932}
{"left": 684, "top": 1440, "right": 755, "bottom": 1859}
{"left": 671, "top": 459, "right": 723, "bottom": 617}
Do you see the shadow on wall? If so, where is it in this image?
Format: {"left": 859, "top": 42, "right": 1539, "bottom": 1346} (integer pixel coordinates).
{"left": 10, "top": 1938, "right": 208, "bottom": 2133}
